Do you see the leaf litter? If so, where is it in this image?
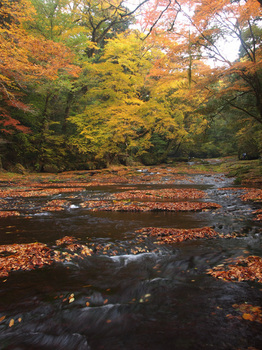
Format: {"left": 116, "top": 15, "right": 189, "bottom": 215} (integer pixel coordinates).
{"left": 207, "top": 255, "right": 262, "bottom": 283}
{"left": 135, "top": 226, "right": 234, "bottom": 244}
{"left": 82, "top": 200, "right": 222, "bottom": 212}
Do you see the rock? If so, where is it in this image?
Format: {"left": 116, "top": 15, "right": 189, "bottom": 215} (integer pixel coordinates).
{"left": 43, "top": 164, "right": 59, "bottom": 173}
{"left": 13, "top": 163, "right": 27, "bottom": 174}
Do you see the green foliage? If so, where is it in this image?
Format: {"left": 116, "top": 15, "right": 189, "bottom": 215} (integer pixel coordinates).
{"left": 29, "top": 0, "right": 72, "bottom": 40}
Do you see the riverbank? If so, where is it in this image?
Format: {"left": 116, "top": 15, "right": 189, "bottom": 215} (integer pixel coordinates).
{"left": 0, "top": 156, "right": 261, "bottom": 187}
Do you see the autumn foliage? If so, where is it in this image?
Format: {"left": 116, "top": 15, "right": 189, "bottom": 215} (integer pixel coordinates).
{"left": 0, "top": 0, "right": 79, "bottom": 135}
{"left": 135, "top": 226, "right": 227, "bottom": 244}
{"left": 83, "top": 200, "right": 221, "bottom": 212}
{"left": 228, "top": 304, "right": 262, "bottom": 324}
{"left": 0, "top": 0, "right": 261, "bottom": 168}
{"left": 0, "top": 242, "right": 54, "bottom": 278}
{"left": 0, "top": 237, "right": 93, "bottom": 279}
{"left": 207, "top": 256, "right": 262, "bottom": 283}
{"left": 110, "top": 188, "right": 206, "bottom": 200}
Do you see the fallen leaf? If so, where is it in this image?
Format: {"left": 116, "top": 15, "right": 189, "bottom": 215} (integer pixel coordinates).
{"left": 242, "top": 313, "right": 253, "bottom": 321}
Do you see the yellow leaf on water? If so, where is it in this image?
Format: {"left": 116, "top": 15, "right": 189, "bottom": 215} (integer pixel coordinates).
{"left": 0, "top": 316, "right": 5, "bottom": 322}
{"left": 9, "top": 319, "right": 14, "bottom": 327}
{"left": 242, "top": 313, "right": 253, "bottom": 321}
{"left": 251, "top": 306, "right": 261, "bottom": 313}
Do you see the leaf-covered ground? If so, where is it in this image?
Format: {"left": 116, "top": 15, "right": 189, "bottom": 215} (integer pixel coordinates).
{"left": 207, "top": 255, "right": 262, "bottom": 283}
{"left": 135, "top": 226, "right": 234, "bottom": 244}
{"left": 0, "top": 237, "right": 93, "bottom": 278}
{"left": 82, "top": 200, "right": 222, "bottom": 212}
{"left": 108, "top": 188, "right": 206, "bottom": 200}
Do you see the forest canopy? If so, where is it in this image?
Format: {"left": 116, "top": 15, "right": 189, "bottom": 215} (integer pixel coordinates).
{"left": 0, "top": 0, "right": 261, "bottom": 171}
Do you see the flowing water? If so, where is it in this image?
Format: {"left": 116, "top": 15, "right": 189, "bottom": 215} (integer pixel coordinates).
{"left": 0, "top": 172, "right": 261, "bottom": 349}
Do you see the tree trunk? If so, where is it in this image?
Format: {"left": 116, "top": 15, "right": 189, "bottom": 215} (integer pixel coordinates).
{"left": 158, "top": 139, "right": 176, "bottom": 163}
{"left": 62, "top": 91, "right": 74, "bottom": 134}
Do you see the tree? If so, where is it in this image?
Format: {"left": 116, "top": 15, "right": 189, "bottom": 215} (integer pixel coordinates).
{"left": 68, "top": 0, "right": 149, "bottom": 57}
{"left": 0, "top": 0, "right": 80, "bottom": 137}
{"left": 69, "top": 31, "right": 151, "bottom": 164}
{"left": 29, "top": 0, "right": 73, "bottom": 41}
{"left": 69, "top": 30, "right": 199, "bottom": 164}
{"left": 140, "top": 0, "right": 262, "bottom": 158}
{"left": 0, "top": 0, "right": 36, "bottom": 134}
{"left": 191, "top": 0, "right": 262, "bottom": 154}
{"left": 143, "top": 0, "right": 262, "bottom": 123}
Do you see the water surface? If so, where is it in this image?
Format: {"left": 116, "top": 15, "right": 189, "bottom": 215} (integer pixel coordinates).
{"left": 0, "top": 173, "right": 261, "bottom": 349}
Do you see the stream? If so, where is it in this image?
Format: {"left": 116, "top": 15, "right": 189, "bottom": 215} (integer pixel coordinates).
{"left": 0, "top": 171, "right": 261, "bottom": 349}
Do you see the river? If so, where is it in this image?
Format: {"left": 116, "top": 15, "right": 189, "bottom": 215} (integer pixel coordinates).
{"left": 0, "top": 169, "right": 261, "bottom": 349}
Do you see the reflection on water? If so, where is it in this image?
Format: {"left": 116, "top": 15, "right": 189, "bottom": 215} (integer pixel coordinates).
{"left": 0, "top": 174, "right": 261, "bottom": 349}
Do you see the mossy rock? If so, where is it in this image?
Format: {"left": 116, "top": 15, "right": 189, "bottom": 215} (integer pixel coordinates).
{"left": 43, "top": 164, "right": 59, "bottom": 173}
{"left": 13, "top": 163, "right": 27, "bottom": 174}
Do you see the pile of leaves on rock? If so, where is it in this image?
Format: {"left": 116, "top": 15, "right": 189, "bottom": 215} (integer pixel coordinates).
{"left": 207, "top": 255, "right": 262, "bottom": 284}
{"left": 82, "top": 200, "right": 222, "bottom": 212}
{"left": 0, "top": 237, "right": 92, "bottom": 279}
{"left": 135, "top": 226, "right": 235, "bottom": 244}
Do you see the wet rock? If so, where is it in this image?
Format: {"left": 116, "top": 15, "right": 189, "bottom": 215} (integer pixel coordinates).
{"left": 4, "top": 332, "right": 91, "bottom": 350}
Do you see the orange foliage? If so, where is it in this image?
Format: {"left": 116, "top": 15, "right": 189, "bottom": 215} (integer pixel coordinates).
{"left": 252, "top": 209, "right": 262, "bottom": 221}
{"left": 0, "top": 242, "right": 54, "bottom": 278}
{"left": 142, "top": 0, "right": 262, "bottom": 125}
{"left": 0, "top": 211, "right": 20, "bottom": 217}
{"left": 219, "top": 187, "right": 262, "bottom": 203}
{"left": 227, "top": 304, "right": 262, "bottom": 324}
{"left": 0, "top": 0, "right": 80, "bottom": 134}
{"left": 241, "top": 189, "right": 262, "bottom": 203}
{"left": 55, "top": 236, "right": 78, "bottom": 246}
{"left": 84, "top": 200, "right": 221, "bottom": 212}
{"left": 0, "top": 187, "right": 86, "bottom": 198}
{"left": 207, "top": 256, "right": 262, "bottom": 283}
{"left": 111, "top": 188, "right": 206, "bottom": 200}
{"left": 41, "top": 199, "right": 70, "bottom": 212}
{"left": 0, "top": 236, "right": 93, "bottom": 279}
{"left": 135, "top": 226, "right": 227, "bottom": 244}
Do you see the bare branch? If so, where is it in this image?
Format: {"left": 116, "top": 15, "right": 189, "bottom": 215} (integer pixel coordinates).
{"left": 120, "top": 0, "right": 150, "bottom": 18}
{"left": 143, "top": 0, "right": 172, "bottom": 40}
